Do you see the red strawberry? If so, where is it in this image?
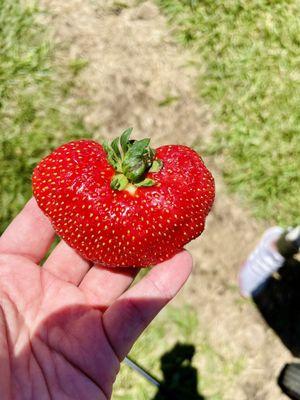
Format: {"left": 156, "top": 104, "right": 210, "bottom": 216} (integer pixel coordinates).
{"left": 32, "top": 129, "right": 215, "bottom": 267}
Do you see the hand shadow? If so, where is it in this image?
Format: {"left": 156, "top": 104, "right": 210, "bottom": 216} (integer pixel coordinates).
{"left": 10, "top": 298, "right": 205, "bottom": 399}
{"left": 12, "top": 298, "right": 170, "bottom": 400}
{"left": 253, "top": 257, "right": 300, "bottom": 356}
{"left": 152, "top": 343, "right": 205, "bottom": 400}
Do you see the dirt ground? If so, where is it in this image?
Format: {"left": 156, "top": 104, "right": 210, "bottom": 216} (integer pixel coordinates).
{"left": 41, "top": 0, "right": 292, "bottom": 398}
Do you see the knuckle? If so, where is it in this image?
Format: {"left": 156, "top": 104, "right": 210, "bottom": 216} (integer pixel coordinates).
{"left": 147, "top": 275, "right": 173, "bottom": 301}
{"left": 122, "top": 297, "right": 147, "bottom": 327}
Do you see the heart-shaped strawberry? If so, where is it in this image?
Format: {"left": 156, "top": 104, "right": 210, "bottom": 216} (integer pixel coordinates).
{"left": 32, "top": 129, "right": 215, "bottom": 267}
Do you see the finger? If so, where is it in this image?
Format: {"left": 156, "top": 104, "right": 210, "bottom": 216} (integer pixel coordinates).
{"left": 80, "top": 265, "right": 138, "bottom": 308}
{"left": 0, "top": 198, "right": 55, "bottom": 263}
{"left": 103, "top": 251, "right": 192, "bottom": 360}
{"left": 43, "top": 241, "right": 92, "bottom": 285}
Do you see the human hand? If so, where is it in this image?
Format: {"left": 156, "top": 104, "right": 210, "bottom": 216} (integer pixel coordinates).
{"left": 0, "top": 199, "right": 192, "bottom": 400}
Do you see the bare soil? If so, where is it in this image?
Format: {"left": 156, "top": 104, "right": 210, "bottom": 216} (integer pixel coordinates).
{"left": 41, "top": 1, "right": 292, "bottom": 398}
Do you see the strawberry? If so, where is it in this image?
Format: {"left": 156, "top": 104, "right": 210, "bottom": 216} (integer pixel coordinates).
{"left": 32, "top": 129, "right": 215, "bottom": 267}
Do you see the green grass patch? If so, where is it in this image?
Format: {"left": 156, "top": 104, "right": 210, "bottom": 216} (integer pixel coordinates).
{"left": 157, "top": 0, "right": 300, "bottom": 226}
{"left": 113, "top": 304, "right": 245, "bottom": 399}
{"left": 0, "top": 0, "right": 91, "bottom": 232}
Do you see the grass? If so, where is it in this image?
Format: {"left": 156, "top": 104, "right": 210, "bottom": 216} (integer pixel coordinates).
{"left": 0, "top": 2, "right": 274, "bottom": 399}
{"left": 113, "top": 304, "right": 245, "bottom": 400}
{"left": 0, "top": 0, "right": 91, "bottom": 233}
{"left": 157, "top": 0, "right": 300, "bottom": 226}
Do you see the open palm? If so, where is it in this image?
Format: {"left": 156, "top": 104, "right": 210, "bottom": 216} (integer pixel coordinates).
{"left": 0, "top": 199, "right": 192, "bottom": 400}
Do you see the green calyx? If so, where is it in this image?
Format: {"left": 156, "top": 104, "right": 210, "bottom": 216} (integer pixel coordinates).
{"left": 103, "top": 128, "right": 163, "bottom": 191}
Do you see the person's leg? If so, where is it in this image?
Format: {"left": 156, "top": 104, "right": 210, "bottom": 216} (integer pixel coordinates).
{"left": 239, "top": 225, "right": 300, "bottom": 298}
{"left": 277, "top": 226, "right": 300, "bottom": 258}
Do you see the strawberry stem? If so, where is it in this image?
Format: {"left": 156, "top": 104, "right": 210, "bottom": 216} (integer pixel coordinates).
{"left": 103, "top": 128, "right": 163, "bottom": 191}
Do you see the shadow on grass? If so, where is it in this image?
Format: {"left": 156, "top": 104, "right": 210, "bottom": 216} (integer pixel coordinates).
{"left": 152, "top": 343, "right": 205, "bottom": 400}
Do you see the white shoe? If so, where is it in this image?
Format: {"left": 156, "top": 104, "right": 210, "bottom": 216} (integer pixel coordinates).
{"left": 239, "top": 227, "right": 285, "bottom": 298}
